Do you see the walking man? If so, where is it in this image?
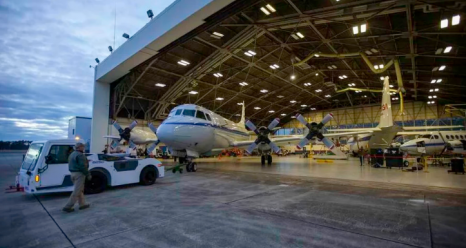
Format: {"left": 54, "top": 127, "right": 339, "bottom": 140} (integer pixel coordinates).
{"left": 62, "top": 142, "right": 91, "bottom": 213}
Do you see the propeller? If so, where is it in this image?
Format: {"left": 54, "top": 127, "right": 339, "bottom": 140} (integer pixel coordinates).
{"left": 296, "top": 113, "right": 336, "bottom": 150}
{"left": 111, "top": 120, "right": 138, "bottom": 149}
{"left": 245, "top": 118, "right": 281, "bottom": 154}
{"left": 146, "top": 123, "right": 160, "bottom": 155}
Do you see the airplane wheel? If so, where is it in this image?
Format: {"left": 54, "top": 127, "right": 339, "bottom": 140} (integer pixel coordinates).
{"left": 186, "top": 163, "right": 192, "bottom": 172}
{"left": 191, "top": 163, "right": 197, "bottom": 172}
{"left": 261, "top": 155, "right": 265, "bottom": 165}
{"left": 267, "top": 155, "right": 272, "bottom": 165}
{"left": 403, "top": 160, "right": 409, "bottom": 167}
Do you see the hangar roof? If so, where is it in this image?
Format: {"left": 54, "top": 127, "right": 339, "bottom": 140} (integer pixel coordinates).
{"left": 104, "top": 0, "right": 466, "bottom": 125}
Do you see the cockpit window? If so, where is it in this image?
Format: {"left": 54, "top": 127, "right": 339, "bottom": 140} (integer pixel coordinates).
{"left": 434, "top": 135, "right": 439, "bottom": 139}
{"left": 205, "top": 113, "right": 212, "bottom": 121}
{"left": 182, "top": 109, "right": 195, "bottom": 117}
{"left": 168, "top": 110, "right": 175, "bottom": 117}
{"left": 196, "top": 110, "right": 206, "bottom": 120}
{"left": 421, "top": 134, "right": 432, "bottom": 139}
{"left": 175, "top": 109, "right": 182, "bottom": 115}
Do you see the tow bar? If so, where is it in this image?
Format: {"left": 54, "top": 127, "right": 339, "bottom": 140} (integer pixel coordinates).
{"left": 5, "top": 175, "right": 24, "bottom": 193}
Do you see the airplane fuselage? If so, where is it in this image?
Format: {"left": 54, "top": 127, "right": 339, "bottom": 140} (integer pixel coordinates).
{"left": 400, "top": 131, "right": 466, "bottom": 155}
{"left": 156, "top": 104, "right": 250, "bottom": 157}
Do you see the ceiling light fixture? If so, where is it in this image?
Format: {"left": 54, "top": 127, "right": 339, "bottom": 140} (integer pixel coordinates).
{"left": 374, "top": 65, "right": 379, "bottom": 69}
{"left": 277, "top": 95, "right": 284, "bottom": 98}
{"left": 281, "top": 113, "right": 286, "bottom": 116}
{"left": 380, "top": 76, "right": 385, "bottom": 80}
{"left": 441, "top": 19, "right": 449, "bottom": 29}
{"left": 296, "top": 32, "right": 304, "bottom": 38}
{"left": 216, "top": 97, "right": 224, "bottom": 101}
{"left": 315, "top": 89, "right": 322, "bottom": 92}
{"left": 290, "top": 75, "right": 296, "bottom": 80}
{"left": 268, "top": 110, "right": 275, "bottom": 113}
{"left": 260, "top": 7, "right": 270, "bottom": 15}
{"left": 177, "top": 60, "right": 190, "bottom": 66}
{"left": 265, "top": 4, "right": 276, "bottom": 12}
{"left": 389, "top": 84, "right": 394, "bottom": 88}
{"left": 301, "top": 104, "right": 307, "bottom": 107}
{"left": 311, "top": 108, "right": 316, "bottom": 110}
{"left": 315, "top": 73, "right": 319, "bottom": 76}
{"left": 331, "top": 65, "right": 337, "bottom": 69}
{"left": 213, "top": 73, "right": 223, "bottom": 77}
{"left": 439, "top": 65, "right": 446, "bottom": 71}
{"left": 189, "top": 91, "right": 198, "bottom": 95}
{"left": 239, "top": 82, "right": 248, "bottom": 86}
{"left": 237, "top": 102, "right": 243, "bottom": 105}
{"left": 304, "top": 82, "right": 311, "bottom": 86}
{"left": 290, "top": 100, "right": 297, "bottom": 103}
{"left": 452, "top": 15, "right": 460, "bottom": 25}
{"left": 155, "top": 83, "right": 166, "bottom": 87}
{"left": 270, "top": 64, "right": 279, "bottom": 69}
{"left": 325, "top": 95, "right": 331, "bottom": 98}
{"left": 244, "top": 50, "right": 256, "bottom": 56}
{"left": 260, "top": 89, "right": 268, "bottom": 93}
{"left": 444, "top": 46, "right": 452, "bottom": 53}
{"left": 254, "top": 107, "right": 261, "bottom": 110}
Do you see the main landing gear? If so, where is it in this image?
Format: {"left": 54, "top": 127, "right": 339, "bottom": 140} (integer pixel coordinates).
{"left": 261, "top": 154, "right": 272, "bottom": 166}
{"left": 170, "top": 157, "right": 197, "bottom": 174}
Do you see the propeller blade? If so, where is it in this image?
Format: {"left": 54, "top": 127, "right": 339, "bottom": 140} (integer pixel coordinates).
{"left": 321, "top": 137, "right": 335, "bottom": 150}
{"left": 245, "top": 142, "right": 258, "bottom": 154}
{"left": 129, "top": 140, "right": 136, "bottom": 149}
{"left": 297, "top": 137, "right": 309, "bottom": 149}
{"left": 245, "top": 120, "right": 258, "bottom": 133}
{"left": 267, "top": 118, "right": 280, "bottom": 131}
{"left": 148, "top": 123, "right": 157, "bottom": 134}
{"left": 295, "top": 114, "right": 308, "bottom": 126}
{"left": 147, "top": 140, "right": 160, "bottom": 155}
{"left": 320, "top": 113, "right": 333, "bottom": 125}
{"left": 112, "top": 121, "right": 124, "bottom": 134}
{"left": 269, "top": 141, "right": 280, "bottom": 154}
{"left": 110, "top": 139, "right": 119, "bottom": 149}
{"left": 128, "top": 120, "right": 138, "bottom": 130}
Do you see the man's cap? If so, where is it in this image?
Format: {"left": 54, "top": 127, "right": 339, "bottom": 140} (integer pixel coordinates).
{"left": 75, "top": 142, "right": 85, "bottom": 149}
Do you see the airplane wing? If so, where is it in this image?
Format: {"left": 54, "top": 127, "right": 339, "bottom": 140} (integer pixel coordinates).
{"left": 231, "top": 131, "right": 371, "bottom": 148}
{"left": 103, "top": 135, "right": 120, "bottom": 140}
{"left": 402, "top": 125, "right": 463, "bottom": 130}
{"left": 326, "top": 128, "right": 381, "bottom": 132}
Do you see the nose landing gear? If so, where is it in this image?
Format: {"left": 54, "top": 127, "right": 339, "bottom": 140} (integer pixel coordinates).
{"left": 260, "top": 154, "right": 272, "bottom": 165}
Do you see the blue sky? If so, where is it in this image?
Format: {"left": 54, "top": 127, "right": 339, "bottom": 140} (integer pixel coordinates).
{"left": 0, "top": 0, "right": 175, "bottom": 141}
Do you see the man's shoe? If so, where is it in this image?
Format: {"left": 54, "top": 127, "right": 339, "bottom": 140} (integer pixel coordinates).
{"left": 79, "top": 204, "right": 90, "bottom": 210}
{"left": 62, "top": 207, "right": 74, "bottom": 213}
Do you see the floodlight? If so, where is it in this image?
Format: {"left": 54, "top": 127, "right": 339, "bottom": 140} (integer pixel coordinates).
{"left": 147, "top": 9, "right": 154, "bottom": 19}
{"left": 122, "top": 33, "right": 130, "bottom": 39}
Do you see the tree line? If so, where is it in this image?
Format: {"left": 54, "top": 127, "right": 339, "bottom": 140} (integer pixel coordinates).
{"left": 0, "top": 141, "right": 31, "bottom": 150}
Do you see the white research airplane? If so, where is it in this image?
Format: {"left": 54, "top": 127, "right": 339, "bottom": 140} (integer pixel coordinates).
{"left": 326, "top": 77, "right": 463, "bottom": 153}
{"left": 399, "top": 131, "right": 466, "bottom": 155}
{"left": 146, "top": 103, "right": 362, "bottom": 171}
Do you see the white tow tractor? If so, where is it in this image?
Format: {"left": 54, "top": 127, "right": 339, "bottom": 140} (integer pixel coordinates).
{"left": 18, "top": 139, "right": 164, "bottom": 194}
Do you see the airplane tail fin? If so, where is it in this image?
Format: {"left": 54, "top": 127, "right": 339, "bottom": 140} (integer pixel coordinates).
{"left": 378, "top": 76, "right": 393, "bottom": 128}
{"left": 239, "top": 101, "right": 245, "bottom": 124}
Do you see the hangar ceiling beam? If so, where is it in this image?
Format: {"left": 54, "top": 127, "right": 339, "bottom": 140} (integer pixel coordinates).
{"left": 149, "top": 25, "right": 258, "bottom": 119}
{"left": 406, "top": 3, "right": 417, "bottom": 100}
{"left": 284, "top": 0, "right": 372, "bottom": 97}
{"left": 114, "top": 58, "right": 158, "bottom": 117}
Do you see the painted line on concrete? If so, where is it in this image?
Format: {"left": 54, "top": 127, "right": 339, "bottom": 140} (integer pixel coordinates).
{"left": 33, "top": 194, "right": 76, "bottom": 248}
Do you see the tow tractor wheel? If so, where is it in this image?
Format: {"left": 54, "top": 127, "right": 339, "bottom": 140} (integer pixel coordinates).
{"left": 186, "top": 162, "right": 192, "bottom": 172}
{"left": 261, "top": 155, "right": 265, "bottom": 165}
{"left": 267, "top": 155, "right": 272, "bottom": 165}
{"left": 85, "top": 171, "right": 107, "bottom": 194}
{"left": 140, "top": 166, "right": 157, "bottom": 185}
{"left": 191, "top": 163, "right": 197, "bottom": 172}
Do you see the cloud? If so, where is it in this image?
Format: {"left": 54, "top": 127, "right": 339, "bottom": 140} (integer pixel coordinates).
{"left": 0, "top": 0, "right": 175, "bottom": 141}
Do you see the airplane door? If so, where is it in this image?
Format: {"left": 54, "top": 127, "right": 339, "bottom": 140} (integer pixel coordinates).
{"left": 416, "top": 141, "right": 426, "bottom": 154}
{"left": 38, "top": 145, "right": 74, "bottom": 188}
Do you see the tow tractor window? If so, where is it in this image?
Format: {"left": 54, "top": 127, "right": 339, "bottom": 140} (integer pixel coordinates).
{"left": 196, "top": 110, "right": 206, "bottom": 120}
{"left": 47, "top": 145, "right": 74, "bottom": 164}
{"left": 175, "top": 109, "right": 182, "bottom": 115}
{"left": 21, "top": 143, "right": 44, "bottom": 170}
{"left": 182, "top": 109, "right": 195, "bottom": 117}
{"left": 205, "top": 113, "right": 212, "bottom": 121}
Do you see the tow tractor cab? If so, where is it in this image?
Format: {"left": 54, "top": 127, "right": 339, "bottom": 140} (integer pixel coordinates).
{"left": 19, "top": 139, "right": 164, "bottom": 194}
